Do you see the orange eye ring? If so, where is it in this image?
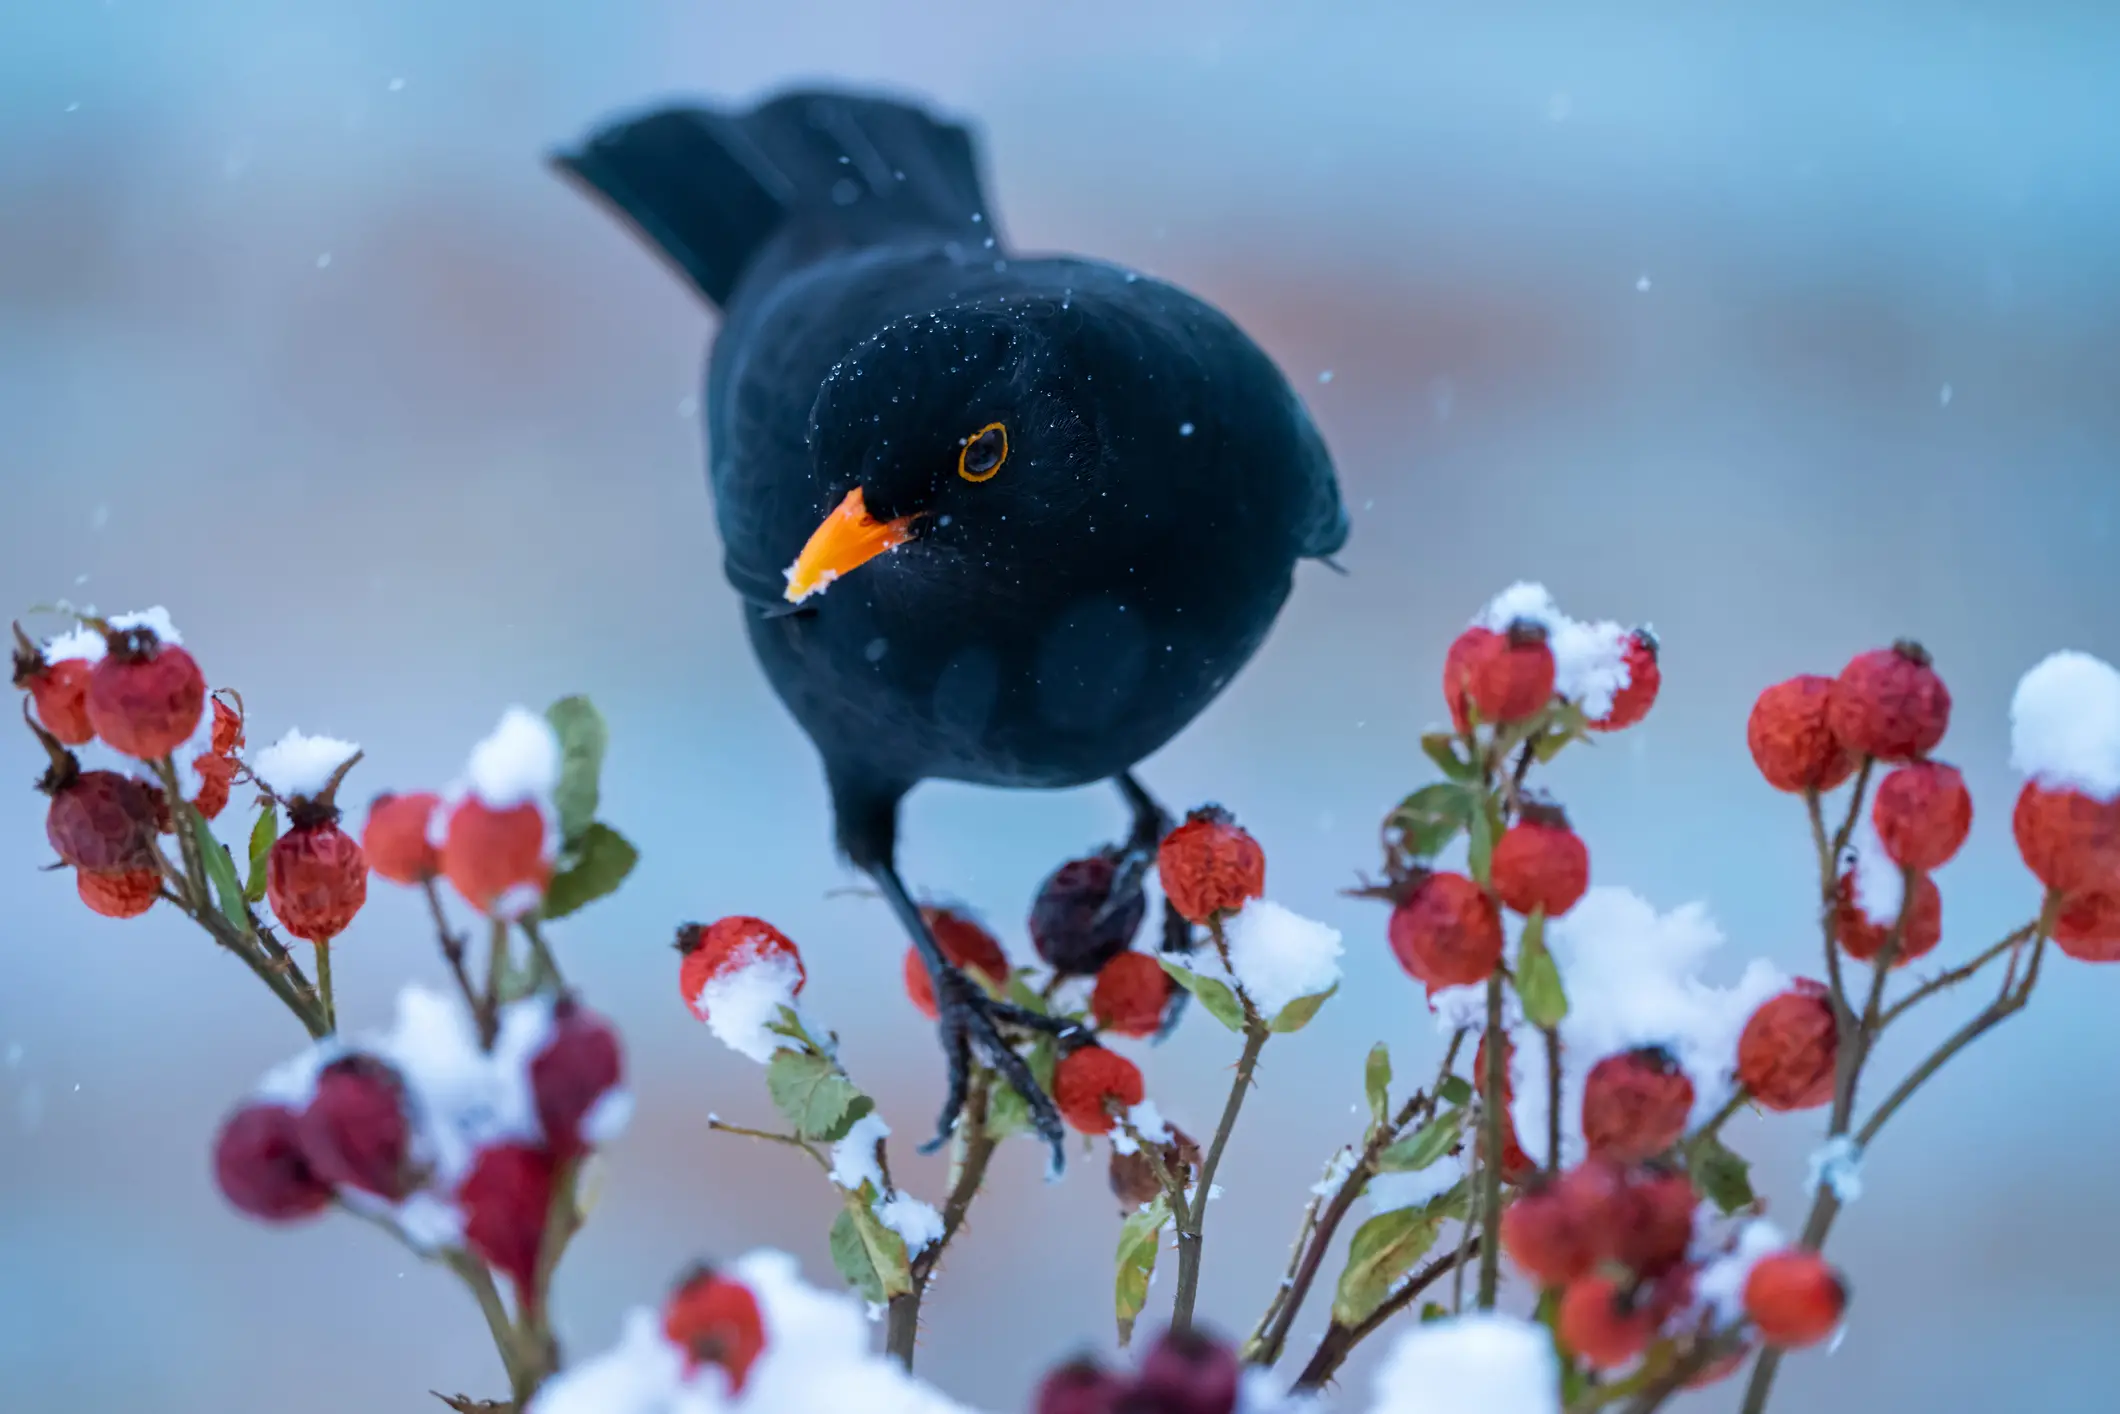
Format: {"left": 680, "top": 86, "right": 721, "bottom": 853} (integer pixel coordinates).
{"left": 957, "top": 422, "right": 1009, "bottom": 482}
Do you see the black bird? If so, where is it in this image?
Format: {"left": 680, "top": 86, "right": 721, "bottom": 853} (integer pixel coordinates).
{"left": 552, "top": 87, "right": 1347, "bottom": 1167}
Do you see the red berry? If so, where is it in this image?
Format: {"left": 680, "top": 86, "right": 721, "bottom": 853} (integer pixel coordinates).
{"left": 1387, "top": 871, "right": 1503, "bottom": 988}
{"left": 1872, "top": 761, "right": 1972, "bottom": 871}
{"left": 86, "top": 628, "right": 206, "bottom": 761}
{"left": 1134, "top": 1328, "right": 1242, "bottom": 1414}
{"left": 363, "top": 791, "right": 442, "bottom": 885}
{"left": 1587, "top": 630, "right": 1661, "bottom": 732}
{"left": 1052, "top": 1045, "right": 1145, "bottom": 1135}
{"left": 458, "top": 1143, "right": 557, "bottom": 1291}
{"left": 2012, "top": 782, "right": 2120, "bottom": 896}
{"left": 209, "top": 693, "right": 246, "bottom": 756}
{"left": 267, "top": 822, "right": 368, "bottom": 942}
{"left": 1500, "top": 1164, "right": 1613, "bottom": 1286}
{"left": 1091, "top": 952, "right": 1175, "bottom": 1038}
{"left": 1610, "top": 1163, "right": 1698, "bottom": 1277}
{"left": 1444, "top": 621, "right": 1557, "bottom": 730}
{"left": 1747, "top": 676, "right": 1858, "bottom": 793}
{"left": 677, "top": 917, "right": 806, "bottom": 1021}
{"left": 1156, "top": 806, "right": 1266, "bottom": 925}
{"left": 1581, "top": 1047, "right": 1695, "bottom": 1163}
{"left": 1743, "top": 1250, "right": 1847, "bottom": 1348}
{"left": 530, "top": 997, "right": 624, "bottom": 1155}
{"left": 1490, "top": 802, "right": 1590, "bottom": 918}
{"left": 298, "top": 1055, "right": 415, "bottom": 1200}
{"left": 904, "top": 907, "right": 1010, "bottom": 1020}
{"left": 1034, "top": 1358, "right": 1126, "bottom": 1414}
{"left": 1833, "top": 869, "right": 1942, "bottom": 966}
{"left": 2054, "top": 889, "right": 2120, "bottom": 963}
{"left": 1109, "top": 1126, "right": 1200, "bottom": 1209}
{"left": 1030, "top": 850, "right": 1147, "bottom": 976}
{"left": 44, "top": 767, "right": 160, "bottom": 874}
{"left": 1737, "top": 981, "right": 1838, "bottom": 1112}
{"left": 441, "top": 798, "right": 551, "bottom": 917}
{"left": 663, "top": 1266, "right": 767, "bottom": 1394}
{"left": 1828, "top": 642, "right": 1950, "bottom": 763}
{"left": 213, "top": 1102, "right": 333, "bottom": 1222}
{"left": 1559, "top": 1275, "right": 1654, "bottom": 1370}
{"left": 76, "top": 866, "right": 158, "bottom": 918}
{"left": 190, "top": 751, "right": 236, "bottom": 821}
{"left": 23, "top": 658, "right": 96, "bottom": 745}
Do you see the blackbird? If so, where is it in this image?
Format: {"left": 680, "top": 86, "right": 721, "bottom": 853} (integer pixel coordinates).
{"left": 553, "top": 87, "right": 1347, "bottom": 1168}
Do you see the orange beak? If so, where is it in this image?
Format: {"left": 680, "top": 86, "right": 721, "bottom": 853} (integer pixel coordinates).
{"left": 782, "top": 487, "right": 919, "bottom": 604}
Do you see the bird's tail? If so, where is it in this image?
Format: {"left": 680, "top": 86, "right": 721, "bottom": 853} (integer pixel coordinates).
{"left": 549, "top": 87, "right": 995, "bottom": 310}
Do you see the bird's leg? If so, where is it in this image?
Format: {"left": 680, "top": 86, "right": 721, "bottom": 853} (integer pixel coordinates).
{"left": 864, "top": 859, "right": 1076, "bottom": 1173}
{"left": 1111, "top": 772, "right": 1199, "bottom": 1042}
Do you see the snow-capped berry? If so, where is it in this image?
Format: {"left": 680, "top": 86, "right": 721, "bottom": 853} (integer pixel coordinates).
{"left": 1743, "top": 1250, "right": 1847, "bottom": 1348}
{"left": 904, "top": 907, "right": 1010, "bottom": 1020}
{"left": 1387, "top": 871, "right": 1503, "bottom": 988}
{"left": 1828, "top": 641, "right": 1951, "bottom": 763}
{"left": 1609, "top": 1163, "right": 1697, "bottom": 1277}
{"left": 1581, "top": 1047, "right": 1695, "bottom": 1164}
{"left": 1587, "top": 629, "right": 1661, "bottom": 732}
{"left": 1747, "top": 676, "right": 1858, "bottom": 793}
{"left": 85, "top": 626, "right": 206, "bottom": 761}
{"left": 190, "top": 751, "right": 236, "bottom": 821}
{"left": 18, "top": 656, "right": 95, "bottom": 745}
{"left": 209, "top": 693, "right": 245, "bottom": 756}
{"left": 1029, "top": 850, "right": 1147, "bottom": 975}
{"left": 1737, "top": 980, "right": 1838, "bottom": 1112}
{"left": 44, "top": 766, "right": 160, "bottom": 874}
{"left": 1134, "top": 1327, "right": 1242, "bottom": 1414}
{"left": 1091, "top": 951, "right": 1175, "bottom": 1038}
{"left": 1558, "top": 1275, "right": 1654, "bottom": 1370}
{"left": 458, "top": 1142, "right": 557, "bottom": 1290}
{"left": 267, "top": 823, "right": 368, "bottom": 942}
{"left": 77, "top": 866, "right": 158, "bottom": 919}
{"left": 441, "top": 798, "right": 551, "bottom": 917}
{"left": 1834, "top": 868, "right": 1942, "bottom": 966}
{"left": 1499, "top": 1166, "right": 1608, "bottom": 1286}
{"left": 213, "top": 1102, "right": 333, "bottom": 1222}
{"left": 662, "top": 1266, "right": 767, "bottom": 1394}
{"left": 2054, "top": 889, "right": 2120, "bottom": 963}
{"left": 1052, "top": 1045, "right": 1145, "bottom": 1135}
{"left": 362, "top": 791, "right": 442, "bottom": 885}
{"left": 530, "top": 997, "right": 624, "bottom": 1155}
{"left": 2012, "top": 782, "right": 2120, "bottom": 896}
{"left": 1109, "top": 1125, "right": 1200, "bottom": 1210}
{"left": 1872, "top": 761, "right": 1972, "bottom": 871}
{"left": 1444, "top": 621, "right": 1557, "bottom": 730}
{"left": 1156, "top": 806, "right": 1266, "bottom": 925}
{"left": 1034, "top": 1358, "right": 1126, "bottom": 1414}
{"left": 298, "top": 1055, "right": 415, "bottom": 1200}
{"left": 1490, "top": 801, "right": 1590, "bottom": 918}
{"left": 677, "top": 917, "right": 806, "bottom": 1021}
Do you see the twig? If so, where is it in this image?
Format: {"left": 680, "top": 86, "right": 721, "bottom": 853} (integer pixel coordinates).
{"left": 704, "top": 1117, "right": 829, "bottom": 1168}
{"left": 889, "top": 1074, "right": 998, "bottom": 1367}
{"left": 1476, "top": 971, "right": 1506, "bottom": 1308}
{"left": 1542, "top": 1025, "right": 1563, "bottom": 1171}
{"left": 1805, "top": 789, "right": 1850, "bottom": 1012}
{"left": 1880, "top": 924, "right": 2037, "bottom": 1028}
{"left": 1291, "top": 1239, "right": 1479, "bottom": 1392}
{"left": 423, "top": 878, "right": 489, "bottom": 1044}
{"left": 1170, "top": 1014, "right": 1271, "bottom": 1335}
{"left": 520, "top": 915, "right": 564, "bottom": 991}
{"left": 313, "top": 939, "right": 336, "bottom": 1033}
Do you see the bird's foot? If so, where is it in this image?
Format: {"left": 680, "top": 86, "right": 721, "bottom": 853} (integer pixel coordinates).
{"left": 920, "top": 964, "right": 1080, "bottom": 1173}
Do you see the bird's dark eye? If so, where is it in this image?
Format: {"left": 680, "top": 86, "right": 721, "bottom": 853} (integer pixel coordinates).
{"left": 957, "top": 422, "right": 1009, "bottom": 483}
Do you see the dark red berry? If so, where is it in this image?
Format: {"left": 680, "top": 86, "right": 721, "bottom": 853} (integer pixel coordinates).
{"left": 1737, "top": 981, "right": 1838, "bottom": 1112}
{"left": 1559, "top": 1274, "right": 1654, "bottom": 1370}
{"left": 663, "top": 1266, "right": 767, "bottom": 1394}
{"left": 2013, "top": 782, "right": 2120, "bottom": 897}
{"left": 86, "top": 627, "right": 206, "bottom": 761}
{"left": 1581, "top": 1047, "right": 1695, "bottom": 1164}
{"left": 530, "top": 997, "right": 624, "bottom": 1155}
{"left": 1053, "top": 1045, "right": 1145, "bottom": 1135}
{"left": 1834, "top": 869, "right": 1942, "bottom": 966}
{"left": 1157, "top": 806, "right": 1266, "bottom": 925}
{"left": 1587, "top": 630, "right": 1660, "bottom": 732}
{"left": 1490, "top": 801, "right": 1590, "bottom": 918}
{"left": 458, "top": 1143, "right": 557, "bottom": 1291}
{"left": 1610, "top": 1163, "right": 1698, "bottom": 1277}
{"left": 1133, "top": 1328, "right": 1241, "bottom": 1414}
{"left": 1092, "top": 952, "right": 1175, "bottom": 1038}
{"left": 2055, "top": 888, "right": 2120, "bottom": 962}
{"left": 1387, "top": 871, "right": 1503, "bottom": 988}
{"left": 298, "top": 1055, "right": 415, "bottom": 1200}
{"left": 1444, "top": 621, "right": 1557, "bottom": 729}
{"left": 1872, "top": 761, "right": 1972, "bottom": 871}
{"left": 213, "top": 1102, "right": 333, "bottom": 1222}
{"left": 1030, "top": 850, "right": 1147, "bottom": 976}
{"left": 1035, "top": 1358, "right": 1126, "bottom": 1414}
{"left": 1828, "top": 641, "right": 1951, "bottom": 763}
{"left": 1109, "top": 1126, "right": 1200, "bottom": 1210}
{"left": 267, "top": 822, "right": 368, "bottom": 942}
{"left": 1747, "top": 676, "right": 1859, "bottom": 793}
{"left": 77, "top": 867, "right": 158, "bottom": 918}
{"left": 44, "top": 767, "right": 160, "bottom": 875}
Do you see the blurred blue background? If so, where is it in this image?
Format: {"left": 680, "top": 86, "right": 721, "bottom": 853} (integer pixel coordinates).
{"left": 4, "top": 2, "right": 2118, "bottom": 1410}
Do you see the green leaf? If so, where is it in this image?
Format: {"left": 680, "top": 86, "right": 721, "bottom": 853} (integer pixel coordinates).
{"left": 985, "top": 1036, "right": 1058, "bottom": 1141}
{"left": 191, "top": 812, "right": 253, "bottom": 936}
{"left": 1332, "top": 1206, "right": 1443, "bottom": 1326}
{"left": 1005, "top": 973, "right": 1047, "bottom": 1012}
{"left": 1437, "top": 1074, "right": 1474, "bottom": 1107}
{"left": 1377, "top": 1108, "right": 1464, "bottom": 1172}
{"left": 1157, "top": 958, "right": 1246, "bottom": 1033}
{"left": 1467, "top": 797, "right": 1498, "bottom": 886}
{"left": 1386, "top": 782, "right": 1476, "bottom": 859}
{"left": 1419, "top": 1302, "right": 1449, "bottom": 1324}
{"left": 543, "top": 696, "right": 608, "bottom": 846}
{"left": 829, "top": 1199, "right": 913, "bottom": 1303}
{"left": 1420, "top": 731, "right": 1477, "bottom": 783}
{"left": 1419, "top": 1178, "right": 1472, "bottom": 1223}
{"left": 1271, "top": 983, "right": 1337, "bottom": 1033}
{"left": 766, "top": 1051, "right": 873, "bottom": 1142}
{"left": 1114, "top": 1195, "right": 1169, "bottom": 1345}
{"left": 540, "top": 822, "right": 639, "bottom": 920}
{"left": 1364, "top": 1044, "right": 1392, "bottom": 1129}
{"left": 1690, "top": 1132, "right": 1756, "bottom": 1214}
{"left": 1516, "top": 910, "right": 1568, "bottom": 1029}
{"left": 243, "top": 804, "right": 279, "bottom": 905}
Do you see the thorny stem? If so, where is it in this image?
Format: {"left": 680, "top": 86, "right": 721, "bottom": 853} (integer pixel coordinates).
{"left": 1170, "top": 1013, "right": 1271, "bottom": 1337}
{"left": 1476, "top": 970, "right": 1506, "bottom": 1308}
{"left": 314, "top": 939, "right": 336, "bottom": 1033}
{"left": 1292, "top": 1239, "right": 1481, "bottom": 1392}
{"left": 423, "top": 878, "right": 491, "bottom": 1046}
{"left": 888, "top": 1074, "right": 997, "bottom": 1368}
{"left": 703, "top": 1117, "right": 828, "bottom": 1168}
{"left": 1542, "top": 1025, "right": 1563, "bottom": 1171}
{"left": 1880, "top": 924, "right": 2037, "bottom": 1028}
{"left": 1804, "top": 788, "right": 1850, "bottom": 1012}
{"left": 1688, "top": 1087, "right": 1750, "bottom": 1146}
{"left": 1247, "top": 1194, "right": 1323, "bottom": 1358}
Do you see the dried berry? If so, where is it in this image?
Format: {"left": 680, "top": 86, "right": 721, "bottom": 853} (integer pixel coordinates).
{"left": 1156, "top": 807, "right": 1266, "bottom": 925}
{"left": 86, "top": 626, "right": 206, "bottom": 760}
{"left": 209, "top": 692, "right": 246, "bottom": 756}
{"left": 363, "top": 791, "right": 442, "bottom": 885}
{"left": 190, "top": 751, "right": 237, "bottom": 821}
{"left": 530, "top": 997, "right": 624, "bottom": 1155}
{"left": 458, "top": 1142, "right": 557, "bottom": 1291}
{"left": 44, "top": 766, "right": 160, "bottom": 875}
{"left": 77, "top": 866, "right": 158, "bottom": 919}
{"left": 1133, "top": 1328, "right": 1242, "bottom": 1414}
{"left": 267, "top": 822, "right": 368, "bottom": 942}
{"left": 1387, "top": 871, "right": 1503, "bottom": 989}
{"left": 2054, "top": 889, "right": 2120, "bottom": 963}
{"left": 441, "top": 798, "right": 551, "bottom": 917}
{"left": 298, "top": 1055, "right": 415, "bottom": 1200}
{"left": 904, "top": 907, "right": 1011, "bottom": 1020}
{"left": 1737, "top": 980, "right": 1838, "bottom": 1112}
{"left": 1109, "top": 1125, "right": 1200, "bottom": 1209}
{"left": 213, "top": 1102, "right": 333, "bottom": 1222}
{"left": 1872, "top": 761, "right": 1972, "bottom": 871}
{"left": 17, "top": 650, "right": 95, "bottom": 745}
{"left": 1558, "top": 1274, "right": 1654, "bottom": 1370}
{"left": 1091, "top": 952, "right": 1175, "bottom": 1038}
{"left": 1743, "top": 1250, "right": 1847, "bottom": 1348}
{"left": 663, "top": 1266, "right": 766, "bottom": 1394}
{"left": 1581, "top": 1047, "right": 1695, "bottom": 1164}
{"left": 1444, "top": 621, "right": 1556, "bottom": 730}
{"left": 1587, "top": 629, "right": 1661, "bottom": 732}
{"left": 1747, "top": 676, "right": 1858, "bottom": 793}
{"left": 1828, "top": 641, "right": 1950, "bottom": 763}
{"left": 1052, "top": 1045, "right": 1145, "bottom": 1135}
{"left": 1834, "top": 869, "right": 1942, "bottom": 966}
{"left": 1035, "top": 1358, "right": 1126, "bottom": 1414}
{"left": 678, "top": 917, "right": 806, "bottom": 1021}
{"left": 1490, "top": 801, "right": 1590, "bottom": 918}
{"left": 1030, "top": 850, "right": 1147, "bottom": 975}
{"left": 2012, "top": 782, "right": 2120, "bottom": 896}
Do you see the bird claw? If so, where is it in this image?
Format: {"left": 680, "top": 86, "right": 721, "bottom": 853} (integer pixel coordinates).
{"left": 918, "top": 966, "right": 1068, "bottom": 1171}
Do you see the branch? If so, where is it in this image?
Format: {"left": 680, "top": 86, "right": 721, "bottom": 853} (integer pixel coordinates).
{"left": 1170, "top": 1015, "right": 1271, "bottom": 1335}
{"left": 1291, "top": 1239, "right": 1480, "bottom": 1392}
{"left": 1476, "top": 971, "right": 1506, "bottom": 1307}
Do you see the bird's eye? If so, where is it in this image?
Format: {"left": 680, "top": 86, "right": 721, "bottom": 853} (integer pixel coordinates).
{"left": 957, "top": 422, "right": 1008, "bottom": 483}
